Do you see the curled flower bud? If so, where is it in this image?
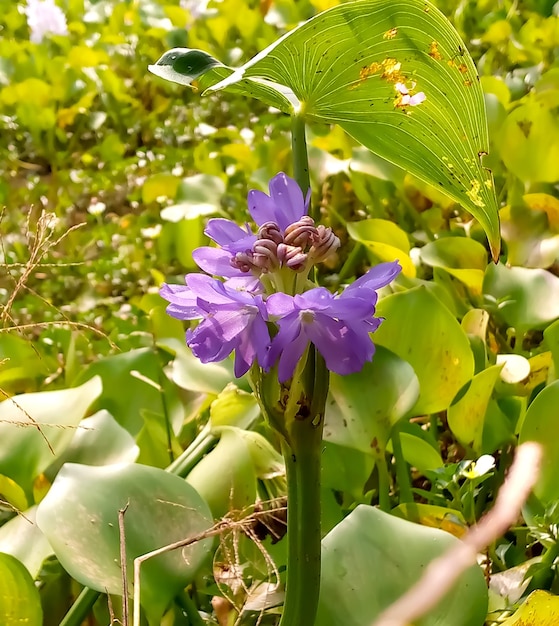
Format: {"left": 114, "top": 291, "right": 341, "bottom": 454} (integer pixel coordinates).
{"left": 257, "top": 221, "right": 284, "bottom": 244}
{"left": 277, "top": 243, "right": 307, "bottom": 271}
{"left": 308, "top": 225, "right": 340, "bottom": 263}
{"left": 230, "top": 250, "right": 257, "bottom": 273}
{"left": 284, "top": 216, "right": 317, "bottom": 249}
{"left": 253, "top": 239, "right": 279, "bottom": 272}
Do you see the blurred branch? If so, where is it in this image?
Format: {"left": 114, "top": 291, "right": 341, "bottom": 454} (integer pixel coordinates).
{"left": 372, "top": 442, "right": 543, "bottom": 626}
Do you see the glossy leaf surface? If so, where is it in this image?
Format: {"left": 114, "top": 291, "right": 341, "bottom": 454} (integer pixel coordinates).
{"left": 150, "top": 0, "right": 500, "bottom": 258}
{"left": 36, "top": 463, "right": 213, "bottom": 618}
{"left": 316, "top": 504, "right": 487, "bottom": 625}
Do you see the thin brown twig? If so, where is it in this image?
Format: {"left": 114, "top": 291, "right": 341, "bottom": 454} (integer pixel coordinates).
{"left": 372, "top": 442, "right": 542, "bottom": 626}
{"left": 132, "top": 505, "right": 287, "bottom": 626}
{"left": 119, "top": 502, "right": 130, "bottom": 626}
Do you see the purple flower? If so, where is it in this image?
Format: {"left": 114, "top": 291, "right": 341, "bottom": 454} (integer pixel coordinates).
{"left": 161, "top": 274, "right": 270, "bottom": 377}
{"left": 248, "top": 172, "right": 310, "bottom": 231}
{"left": 265, "top": 261, "right": 400, "bottom": 382}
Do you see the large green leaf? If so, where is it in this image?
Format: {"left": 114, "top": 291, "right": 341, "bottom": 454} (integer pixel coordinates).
{"left": 325, "top": 345, "right": 419, "bottom": 456}
{"left": 0, "top": 506, "right": 53, "bottom": 578}
{"left": 36, "top": 463, "right": 213, "bottom": 620}
{"left": 519, "top": 381, "right": 559, "bottom": 504}
{"left": 316, "top": 505, "right": 487, "bottom": 626}
{"left": 0, "top": 377, "right": 102, "bottom": 493}
{"left": 0, "top": 552, "right": 42, "bottom": 626}
{"left": 373, "top": 286, "right": 475, "bottom": 415}
{"left": 149, "top": 0, "right": 500, "bottom": 258}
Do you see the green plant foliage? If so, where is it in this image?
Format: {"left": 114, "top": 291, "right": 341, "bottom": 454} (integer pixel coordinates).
{"left": 0, "top": 552, "right": 43, "bottom": 626}
{"left": 150, "top": 0, "right": 501, "bottom": 259}
{"left": 0, "top": 506, "right": 53, "bottom": 579}
{"left": 0, "top": 377, "right": 102, "bottom": 494}
{"left": 325, "top": 346, "right": 419, "bottom": 458}
{"left": 519, "top": 381, "right": 559, "bottom": 504}
{"left": 36, "top": 462, "right": 213, "bottom": 620}
{"left": 316, "top": 505, "right": 487, "bottom": 626}
{"left": 373, "top": 286, "right": 475, "bottom": 415}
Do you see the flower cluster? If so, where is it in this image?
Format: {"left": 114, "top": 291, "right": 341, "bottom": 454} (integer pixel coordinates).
{"left": 24, "top": 0, "right": 68, "bottom": 43}
{"left": 161, "top": 173, "right": 401, "bottom": 382}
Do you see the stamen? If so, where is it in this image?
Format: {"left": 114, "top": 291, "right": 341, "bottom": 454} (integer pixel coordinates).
{"left": 284, "top": 216, "right": 318, "bottom": 248}
{"left": 277, "top": 243, "right": 308, "bottom": 271}
{"left": 308, "top": 225, "right": 340, "bottom": 262}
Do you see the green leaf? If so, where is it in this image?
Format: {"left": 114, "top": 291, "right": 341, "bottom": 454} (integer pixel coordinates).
{"left": 0, "top": 552, "right": 42, "bottom": 626}
{"left": 36, "top": 463, "right": 213, "bottom": 620}
{"left": 162, "top": 338, "right": 237, "bottom": 394}
{"left": 46, "top": 410, "right": 139, "bottom": 477}
{"left": 0, "top": 377, "right": 102, "bottom": 493}
{"left": 0, "top": 506, "right": 53, "bottom": 578}
{"left": 484, "top": 263, "right": 559, "bottom": 332}
{"left": 325, "top": 345, "right": 419, "bottom": 457}
{"left": 501, "top": 590, "right": 559, "bottom": 626}
{"left": 373, "top": 286, "right": 474, "bottom": 415}
{"left": 186, "top": 427, "right": 258, "bottom": 518}
{"left": 150, "top": 0, "right": 501, "bottom": 258}
{"left": 447, "top": 364, "right": 503, "bottom": 453}
{"left": 74, "top": 348, "right": 181, "bottom": 436}
{"left": 316, "top": 505, "right": 487, "bottom": 626}
{"left": 519, "top": 380, "right": 559, "bottom": 504}
{"left": 420, "top": 238, "right": 488, "bottom": 294}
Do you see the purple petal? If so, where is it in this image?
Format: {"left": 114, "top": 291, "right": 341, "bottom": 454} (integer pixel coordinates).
{"left": 266, "top": 292, "right": 296, "bottom": 317}
{"left": 160, "top": 282, "right": 201, "bottom": 320}
{"left": 277, "top": 325, "right": 309, "bottom": 383}
{"left": 248, "top": 190, "right": 277, "bottom": 227}
{"left": 344, "top": 261, "right": 401, "bottom": 296}
{"left": 204, "top": 218, "right": 256, "bottom": 254}
{"left": 268, "top": 172, "right": 307, "bottom": 230}
{"left": 192, "top": 247, "right": 246, "bottom": 278}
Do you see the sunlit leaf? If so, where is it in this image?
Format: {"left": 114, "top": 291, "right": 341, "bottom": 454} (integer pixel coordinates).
{"left": 0, "top": 506, "right": 53, "bottom": 578}
{"left": 373, "top": 286, "right": 474, "bottom": 415}
{"left": 484, "top": 263, "right": 559, "bottom": 332}
{"left": 150, "top": 0, "right": 500, "bottom": 258}
{"left": 0, "top": 552, "right": 42, "bottom": 626}
{"left": 501, "top": 590, "right": 559, "bottom": 626}
{"left": 447, "top": 364, "right": 503, "bottom": 453}
{"left": 420, "top": 238, "right": 488, "bottom": 293}
{"left": 36, "top": 463, "right": 213, "bottom": 620}
{"left": 186, "top": 427, "right": 257, "bottom": 518}
{"left": 0, "top": 377, "right": 102, "bottom": 493}
{"left": 317, "top": 505, "right": 487, "bottom": 625}
{"left": 325, "top": 346, "right": 419, "bottom": 457}
{"left": 519, "top": 380, "right": 559, "bottom": 504}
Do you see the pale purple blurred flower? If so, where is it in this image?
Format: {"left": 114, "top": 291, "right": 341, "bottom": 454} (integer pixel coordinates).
{"left": 24, "top": 0, "right": 68, "bottom": 43}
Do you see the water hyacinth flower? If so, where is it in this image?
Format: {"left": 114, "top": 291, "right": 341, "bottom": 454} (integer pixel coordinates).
{"left": 161, "top": 172, "right": 401, "bottom": 381}
{"left": 24, "top": 0, "right": 68, "bottom": 43}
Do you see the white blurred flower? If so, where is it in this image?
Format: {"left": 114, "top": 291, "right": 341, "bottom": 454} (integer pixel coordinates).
{"left": 141, "top": 224, "right": 162, "bottom": 239}
{"left": 180, "top": 0, "right": 210, "bottom": 21}
{"left": 461, "top": 454, "right": 496, "bottom": 479}
{"left": 87, "top": 201, "right": 106, "bottom": 216}
{"left": 24, "top": 0, "right": 68, "bottom": 44}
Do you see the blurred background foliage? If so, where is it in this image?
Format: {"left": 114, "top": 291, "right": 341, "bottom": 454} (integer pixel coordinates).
{"left": 4, "top": 0, "right": 559, "bottom": 624}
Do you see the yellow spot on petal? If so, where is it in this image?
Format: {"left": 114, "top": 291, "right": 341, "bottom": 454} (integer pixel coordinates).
{"left": 484, "top": 179, "right": 493, "bottom": 189}
{"left": 383, "top": 28, "right": 398, "bottom": 40}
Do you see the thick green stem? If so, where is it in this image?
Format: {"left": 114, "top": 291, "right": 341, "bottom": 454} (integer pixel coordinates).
{"left": 291, "top": 113, "right": 310, "bottom": 198}
{"left": 279, "top": 409, "right": 324, "bottom": 626}
{"left": 278, "top": 350, "right": 328, "bottom": 626}
{"left": 59, "top": 587, "right": 100, "bottom": 626}
{"left": 391, "top": 424, "right": 414, "bottom": 504}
